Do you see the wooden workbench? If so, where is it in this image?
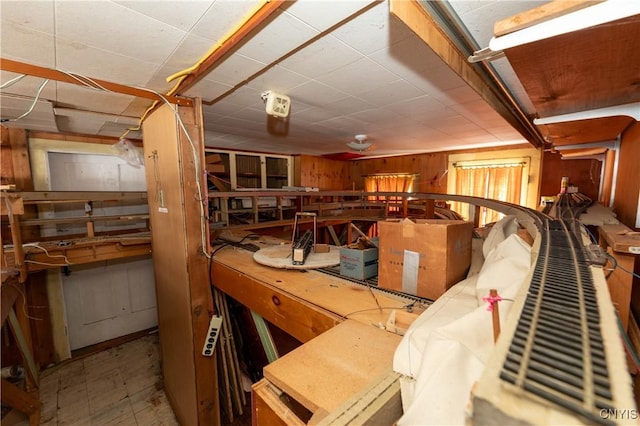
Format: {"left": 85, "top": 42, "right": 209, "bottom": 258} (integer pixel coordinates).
{"left": 210, "top": 239, "right": 424, "bottom": 424}
{"left": 211, "top": 242, "right": 424, "bottom": 343}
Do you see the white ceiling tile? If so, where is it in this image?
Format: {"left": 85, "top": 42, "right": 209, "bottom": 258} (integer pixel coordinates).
{"left": 278, "top": 36, "right": 362, "bottom": 78}
{"left": 55, "top": 40, "right": 158, "bottom": 87}
{"left": 56, "top": 115, "right": 104, "bottom": 135}
{"left": 330, "top": 1, "right": 412, "bottom": 55}
{"left": 284, "top": 0, "right": 375, "bottom": 31}
{"left": 190, "top": 1, "right": 260, "bottom": 41}
{"left": 0, "top": 20, "right": 56, "bottom": 67}
{"left": 246, "top": 65, "right": 309, "bottom": 94}
{"left": 324, "top": 96, "right": 373, "bottom": 115}
{"left": 204, "top": 100, "right": 247, "bottom": 118}
{"left": 356, "top": 79, "right": 426, "bottom": 107}
{"left": 121, "top": 97, "right": 156, "bottom": 118}
{"left": 114, "top": 1, "right": 214, "bottom": 32}
{"left": 314, "top": 114, "right": 368, "bottom": 132}
{"left": 145, "top": 65, "right": 186, "bottom": 94}
{"left": 1, "top": 0, "right": 54, "bottom": 34}
{"left": 56, "top": 84, "right": 134, "bottom": 117}
{"left": 235, "top": 10, "right": 319, "bottom": 64}
{"left": 0, "top": 94, "right": 56, "bottom": 125}
{"left": 434, "top": 85, "right": 480, "bottom": 106}
{"left": 184, "top": 78, "right": 234, "bottom": 101}
{"left": 347, "top": 107, "right": 405, "bottom": 126}
{"left": 289, "top": 106, "right": 342, "bottom": 124}
{"left": 219, "top": 86, "right": 263, "bottom": 108}
{"left": 228, "top": 107, "right": 268, "bottom": 123}
{"left": 55, "top": 1, "right": 185, "bottom": 65}
{"left": 288, "top": 81, "right": 347, "bottom": 107}
{"left": 1, "top": 72, "right": 57, "bottom": 101}
{"left": 317, "top": 57, "right": 398, "bottom": 95}
{"left": 201, "top": 53, "right": 266, "bottom": 86}
{"left": 163, "top": 33, "right": 222, "bottom": 71}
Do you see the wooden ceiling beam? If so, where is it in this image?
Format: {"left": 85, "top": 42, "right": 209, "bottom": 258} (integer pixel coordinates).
{"left": 389, "top": 0, "right": 544, "bottom": 148}
{"left": 171, "top": 0, "right": 286, "bottom": 96}
{"left": 0, "top": 58, "right": 193, "bottom": 107}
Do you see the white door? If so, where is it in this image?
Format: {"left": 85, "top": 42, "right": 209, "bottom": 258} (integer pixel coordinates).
{"left": 47, "top": 152, "right": 157, "bottom": 350}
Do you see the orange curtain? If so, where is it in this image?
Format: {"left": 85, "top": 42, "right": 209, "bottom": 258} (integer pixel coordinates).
{"left": 452, "top": 164, "right": 524, "bottom": 225}
{"left": 364, "top": 174, "right": 415, "bottom": 204}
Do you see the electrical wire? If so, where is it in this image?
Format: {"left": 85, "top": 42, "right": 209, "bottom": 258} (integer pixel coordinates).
{"left": 0, "top": 73, "right": 26, "bottom": 89}
{"left": 4, "top": 78, "right": 50, "bottom": 122}
{"left": 56, "top": 71, "right": 212, "bottom": 257}
{"left": 5, "top": 281, "right": 45, "bottom": 321}
{"left": 22, "top": 243, "right": 72, "bottom": 264}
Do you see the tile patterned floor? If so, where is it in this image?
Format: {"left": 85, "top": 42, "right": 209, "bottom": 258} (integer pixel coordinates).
{"left": 19, "top": 333, "right": 179, "bottom": 426}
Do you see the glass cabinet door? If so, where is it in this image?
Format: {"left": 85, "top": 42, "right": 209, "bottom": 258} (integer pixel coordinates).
{"left": 266, "top": 156, "right": 289, "bottom": 188}
{"left": 235, "top": 154, "right": 262, "bottom": 189}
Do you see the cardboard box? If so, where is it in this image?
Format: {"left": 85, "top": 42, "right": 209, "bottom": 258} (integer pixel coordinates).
{"left": 377, "top": 219, "right": 473, "bottom": 300}
{"left": 340, "top": 239, "right": 378, "bottom": 280}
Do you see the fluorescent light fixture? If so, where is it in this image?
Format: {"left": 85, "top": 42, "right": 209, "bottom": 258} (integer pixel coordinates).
{"left": 470, "top": 0, "right": 640, "bottom": 61}
{"left": 488, "top": 1, "right": 640, "bottom": 52}
{"left": 533, "top": 102, "right": 640, "bottom": 125}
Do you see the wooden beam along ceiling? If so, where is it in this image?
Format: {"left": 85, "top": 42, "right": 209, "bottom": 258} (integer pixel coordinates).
{"left": 0, "top": 58, "right": 193, "bottom": 107}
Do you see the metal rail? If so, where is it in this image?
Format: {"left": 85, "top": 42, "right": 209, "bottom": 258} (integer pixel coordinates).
{"left": 220, "top": 191, "right": 626, "bottom": 422}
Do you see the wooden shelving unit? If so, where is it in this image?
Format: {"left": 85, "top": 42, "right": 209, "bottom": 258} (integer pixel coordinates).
{"left": 0, "top": 190, "right": 151, "bottom": 425}
{"left": 208, "top": 190, "right": 455, "bottom": 229}
{"left": 1, "top": 190, "right": 150, "bottom": 280}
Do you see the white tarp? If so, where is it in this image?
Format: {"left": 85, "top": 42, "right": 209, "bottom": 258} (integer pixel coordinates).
{"left": 393, "top": 216, "right": 532, "bottom": 425}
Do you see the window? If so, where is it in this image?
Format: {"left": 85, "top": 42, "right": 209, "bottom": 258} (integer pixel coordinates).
{"left": 451, "top": 159, "right": 529, "bottom": 225}
{"left": 364, "top": 173, "right": 416, "bottom": 212}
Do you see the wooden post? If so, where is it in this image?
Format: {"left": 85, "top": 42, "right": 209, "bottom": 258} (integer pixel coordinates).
{"left": 142, "top": 99, "right": 219, "bottom": 426}
{"left": 490, "top": 289, "right": 501, "bottom": 342}
{"left": 424, "top": 199, "right": 435, "bottom": 219}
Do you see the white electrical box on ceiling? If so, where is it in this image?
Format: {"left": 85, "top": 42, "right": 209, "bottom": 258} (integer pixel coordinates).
{"left": 263, "top": 91, "right": 291, "bottom": 118}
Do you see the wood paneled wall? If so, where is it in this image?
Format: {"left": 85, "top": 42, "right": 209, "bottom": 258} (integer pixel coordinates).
{"left": 539, "top": 152, "right": 602, "bottom": 200}
{"left": 614, "top": 122, "right": 640, "bottom": 230}
{"left": 350, "top": 152, "right": 449, "bottom": 193}
{"left": 296, "top": 155, "right": 351, "bottom": 190}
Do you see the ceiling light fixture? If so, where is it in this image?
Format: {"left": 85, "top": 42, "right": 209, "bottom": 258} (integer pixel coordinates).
{"left": 470, "top": 1, "right": 640, "bottom": 62}
{"left": 346, "top": 134, "right": 373, "bottom": 152}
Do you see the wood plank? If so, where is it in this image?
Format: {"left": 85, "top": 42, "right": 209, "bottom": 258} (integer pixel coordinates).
{"left": 252, "top": 379, "right": 306, "bottom": 426}
{"left": 212, "top": 259, "right": 340, "bottom": 344}
{"left": 316, "top": 371, "right": 402, "bottom": 426}
{"left": 25, "top": 271, "right": 56, "bottom": 367}
{"left": 503, "top": 16, "right": 640, "bottom": 118}
{"left": 1, "top": 280, "right": 20, "bottom": 325}
{"left": 8, "top": 128, "right": 33, "bottom": 192}
{"left": 493, "top": 0, "right": 604, "bottom": 37}
{"left": 28, "top": 131, "right": 142, "bottom": 146}
{"left": 1, "top": 379, "right": 40, "bottom": 416}
{"left": 263, "top": 320, "right": 401, "bottom": 414}
{"left": 19, "top": 213, "right": 149, "bottom": 226}
{"left": 1, "top": 58, "right": 192, "bottom": 106}
{"left": 143, "top": 100, "right": 218, "bottom": 426}
{"left": 0, "top": 193, "right": 24, "bottom": 215}
{"left": 212, "top": 246, "right": 423, "bottom": 337}
{"left": 599, "top": 224, "right": 640, "bottom": 253}
{"left": 17, "top": 190, "right": 147, "bottom": 202}
{"left": 3, "top": 241, "right": 152, "bottom": 272}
